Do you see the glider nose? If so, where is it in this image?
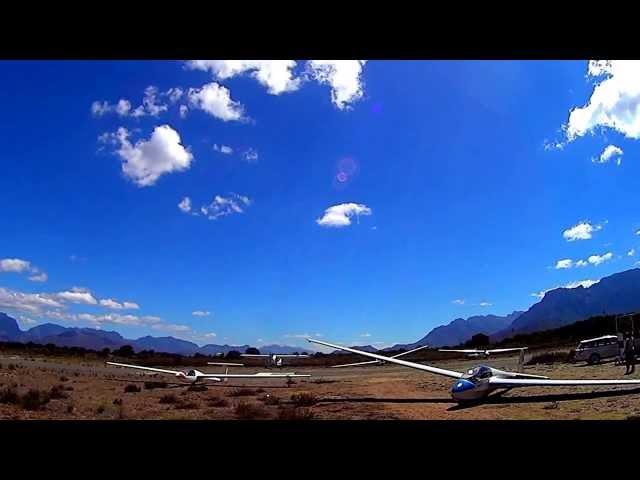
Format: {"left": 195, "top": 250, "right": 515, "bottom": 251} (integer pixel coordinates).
{"left": 451, "top": 379, "right": 475, "bottom": 394}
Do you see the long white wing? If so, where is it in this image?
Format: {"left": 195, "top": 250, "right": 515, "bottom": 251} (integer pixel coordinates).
{"left": 486, "top": 348, "right": 527, "bottom": 354}
{"left": 106, "top": 362, "right": 181, "bottom": 376}
{"left": 200, "top": 372, "right": 311, "bottom": 379}
{"left": 331, "top": 360, "right": 381, "bottom": 368}
{"left": 207, "top": 362, "right": 245, "bottom": 367}
{"left": 490, "top": 377, "right": 640, "bottom": 388}
{"left": 331, "top": 345, "right": 430, "bottom": 368}
{"left": 392, "top": 344, "right": 430, "bottom": 358}
{"left": 241, "top": 354, "right": 269, "bottom": 358}
{"left": 309, "top": 338, "right": 463, "bottom": 379}
{"left": 439, "top": 349, "right": 482, "bottom": 354}
{"left": 272, "top": 354, "right": 309, "bottom": 358}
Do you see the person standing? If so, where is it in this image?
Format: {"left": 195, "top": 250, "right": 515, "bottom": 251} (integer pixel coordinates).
{"left": 624, "top": 333, "right": 636, "bottom": 375}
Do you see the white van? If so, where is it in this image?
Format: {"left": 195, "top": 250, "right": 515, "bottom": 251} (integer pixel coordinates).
{"left": 573, "top": 335, "right": 619, "bottom": 364}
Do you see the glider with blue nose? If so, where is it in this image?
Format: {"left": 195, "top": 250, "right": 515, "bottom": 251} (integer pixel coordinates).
{"left": 308, "top": 338, "right": 640, "bottom": 403}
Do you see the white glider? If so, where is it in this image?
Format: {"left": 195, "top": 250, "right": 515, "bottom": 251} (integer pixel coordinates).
{"left": 241, "top": 353, "right": 309, "bottom": 367}
{"left": 106, "top": 362, "right": 310, "bottom": 384}
{"left": 332, "top": 344, "right": 431, "bottom": 368}
{"left": 308, "top": 338, "right": 640, "bottom": 403}
{"left": 439, "top": 347, "right": 527, "bottom": 358}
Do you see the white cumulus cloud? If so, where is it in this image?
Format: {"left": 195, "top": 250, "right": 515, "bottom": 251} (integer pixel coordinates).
{"left": 110, "top": 125, "right": 193, "bottom": 187}
{"left": 213, "top": 144, "right": 233, "bottom": 155}
{"left": 187, "top": 60, "right": 301, "bottom": 95}
{"left": 566, "top": 60, "right": 640, "bottom": 141}
{"left": 307, "top": 60, "right": 367, "bottom": 110}
{"left": 0, "top": 258, "right": 32, "bottom": 273}
{"left": 628, "top": 248, "right": 636, "bottom": 257}
{"left": 178, "top": 196, "right": 192, "bottom": 213}
{"left": 452, "top": 299, "right": 465, "bottom": 305}
{"left": 187, "top": 82, "right": 246, "bottom": 122}
{"left": 562, "top": 221, "right": 602, "bottom": 241}
{"left": 588, "top": 252, "right": 613, "bottom": 266}
{"left": 192, "top": 310, "right": 210, "bottom": 317}
{"left": 200, "top": 194, "right": 251, "bottom": 221}
{"left": 56, "top": 287, "right": 98, "bottom": 305}
{"left": 99, "top": 298, "right": 139, "bottom": 310}
{"left": 594, "top": 145, "right": 623, "bottom": 165}
{"left": 478, "top": 301, "right": 493, "bottom": 307}
{"left": 316, "top": 203, "right": 372, "bottom": 228}
{"left": 1, "top": 258, "right": 48, "bottom": 283}
{"left": 0, "top": 287, "right": 64, "bottom": 314}
{"left": 555, "top": 259, "right": 574, "bottom": 269}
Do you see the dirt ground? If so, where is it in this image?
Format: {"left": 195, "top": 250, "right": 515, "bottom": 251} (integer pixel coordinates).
{"left": 2, "top": 353, "right": 640, "bottom": 420}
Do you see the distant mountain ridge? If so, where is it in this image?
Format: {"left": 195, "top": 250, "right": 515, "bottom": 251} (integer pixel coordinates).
{"left": 0, "top": 314, "right": 312, "bottom": 356}
{"left": 493, "top": 268, "right": 640, "bottom": 340}
{"left": 387, "top": 312, "right": 523, "bottom": 350}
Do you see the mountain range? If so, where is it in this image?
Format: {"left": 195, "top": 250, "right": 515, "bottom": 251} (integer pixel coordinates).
{"left": 3, "top": 268, "right": 640, "bottom": 355}
{"left": 386, "top": 268, "right": 640, "bottom": 349}
{"left": 0, "top": 313, "right": 312, "bottom": 356}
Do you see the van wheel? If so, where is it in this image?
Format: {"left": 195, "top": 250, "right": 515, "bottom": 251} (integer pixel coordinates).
{"left": 588, "top": 353, "right": 601, "bottom": 365}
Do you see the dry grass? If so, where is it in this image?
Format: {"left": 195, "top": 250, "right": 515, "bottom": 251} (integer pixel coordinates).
{"left": 234, "top": 401, "right": 270, "bottom": 419}
{"left": 159, "top": 393, "right": 179, "bottom": 404}
{"left": 144, "top": 381, "right": 168, "bottom": 390}
{"left": 290, "top": 393, "right": 317, "bottom": 406}
{"left": 206, "top": 397, "right": 229, "bottom": 408}
{"left": 525, "top": 351, "right": 569, "bottom": 365}
{"left": 228, "top": 388, "right": 257, "bottom": 397}
{"left": 277, "top": 406, "right": 315, "bottom": 420}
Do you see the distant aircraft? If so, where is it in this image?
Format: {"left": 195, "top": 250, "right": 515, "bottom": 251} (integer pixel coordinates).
{"left": 438, "top": 347, "right": 527, "bottom": 359}
{"left": 106, "top": 362, "right": 310, "bottom": 385}
{"left": 331, "top": 344, "right": 430, "bottom": 368}
{"left": 308, "top": 338, "right": 640, "bottom": 403}
{"left": 241, "top": 353, "right": 309, "bottom": 368}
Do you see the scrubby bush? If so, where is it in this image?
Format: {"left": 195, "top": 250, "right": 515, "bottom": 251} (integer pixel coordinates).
{"left": 113, "top": 398, "right": 123, "bottom": 406}
{"left": 49, "top": 384, "right": 69, "bottom": 400}
{"left": 124, "top": 384, "right": 141, "bottom": 393}
{"left": 187, "top": 384, "right": 207, "bottom": 392}
{"left": 277, "top": 406, "right": 315, "bottom": 420}
{"left": 207, "top": 397, "right": 229, "bottom": 408}
{"left": 0, "top": 387, "right": 19, "bottom": 404}
{"left": 174, "top": 400, "right": 199, "bottom": 410}
{"left": 96, "top": 405, "right": 106, "bottom": 414}
{"left": 260, "top": 394, "right": 280, "bottom": 406}
{"left": 228, "top": 388, "right": 257, "bottom": 397}
{"left": 66, "top": 404, "right": 74, "bottom": 414}
{"left": 20, "top": 389, "right": 50, "bottom": 411}
{"left": 290, "top": 393, "right": 317, "bottom": 407}
{"left": 234, "top": 401, "right": 269, "bottom": 419}
{"left": 59, "top": 376, "right": 69, "bottom": 382}
{"left": 159, "top": 394, "right": 179, "bottom": 404}
{"left": 144, "top": 381, "right": 167, "bottom": 390}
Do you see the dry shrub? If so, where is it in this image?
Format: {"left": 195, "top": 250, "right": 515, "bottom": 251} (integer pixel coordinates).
{"left": 159, "top": 394, "right": 179, "bottom": 404}
{"left": 59, "top": 376, "right": 69, "bottom": 382}
{"left": 260, "top": 394, "right": 280, "bottom": 406}
{"left": 96, "top": 405, "right": 106, "bottom": 414}
{"left": 277, "top": 406, "right": 315, "bottom": 420}
{"left": 144, "top": 381, "right": 167, "bottom": 390}
{"left": 234, "top": 401, "right": 269, "bottom": 420}
{"left": 66, "top": 404, "right": 74, "bottom": 414}
{"left": 174, "top": 400, "right": 199, "bottom": 410}
{"left": 228, "top": 388, "right": 257, "bottom": 397}
{"left": 124, "top": 384, "right": 141, "bottom": 393}
{"left": 290, "top": 393, "right": 317, "bottom": 407}
{"left": 187, "top": 384, "right": 207, "bottom": 392}
{"left": 49, "top": 385, "right": 69, "bottom": 400}
{"left": 207, "top": 397, "right": 229, "bottom": 408}
{"left": 113, "top": 398, "right": 123, "bottom": 406}
{"left": 20, "top": 389, "right": 50, "bottom": 411}
{"left": 0, "top": 386, "right": 19, "bottom": 404}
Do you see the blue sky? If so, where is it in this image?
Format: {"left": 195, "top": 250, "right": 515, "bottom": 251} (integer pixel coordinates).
{"left": 2, "top": 60, "right": 640, "bottom": 350}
